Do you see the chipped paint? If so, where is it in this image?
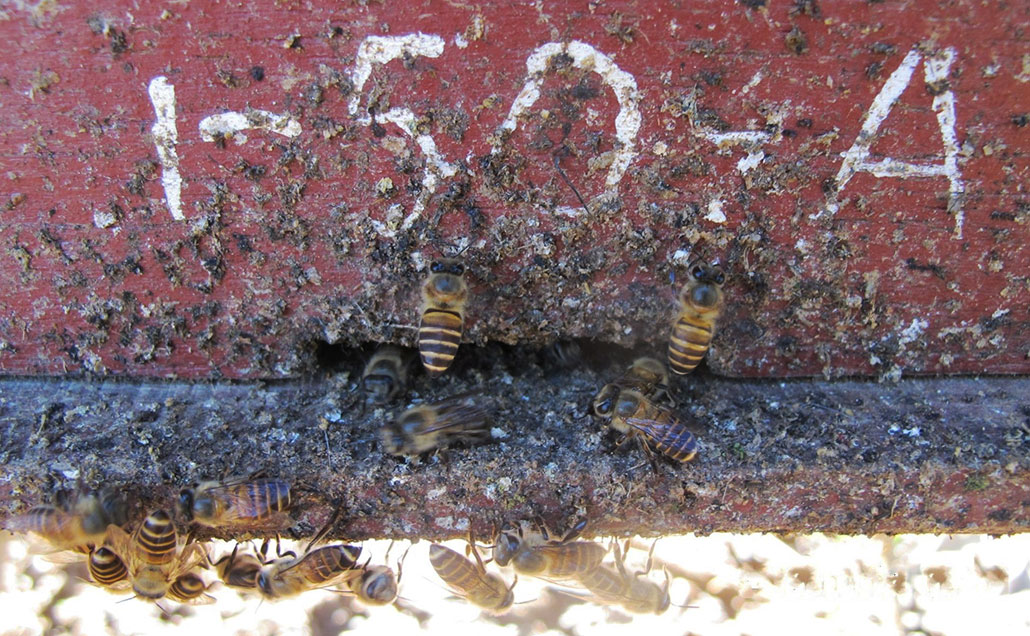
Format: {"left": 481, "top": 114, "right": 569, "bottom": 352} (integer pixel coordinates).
{"left": 347, "top": 34, "right": 457, "bottom": 229}
{"left": 198, "top": 109, "right": 301, "bottom": 144}
{"left": 823, "top": 48, "right": 965, "bottom": 237}
{"left": 147, "top": 76, "right": 184, "bottom": 221}
{"left": 496, "top": 40, "right": 641, "bottom": 215}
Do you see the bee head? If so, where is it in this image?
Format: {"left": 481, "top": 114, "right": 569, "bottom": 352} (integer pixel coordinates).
{"left": 360, "top": 567, "right": 398, "bottom": 604}
{"left": 592, "top": 384, "right": 620, "bottom": 418}
{"left": 690, "top": 263, "right": 725, "bottom": 285}
{"left": 256, "top": 568, "right": 276, "bottom": 597}
{"left": 493, "top": 529, "right": 520, "bottom": 566}
{"left": 177, "top": 489, "right": 198, "bottom": 521}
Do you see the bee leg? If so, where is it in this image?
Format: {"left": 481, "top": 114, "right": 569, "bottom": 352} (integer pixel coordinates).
{"left": 562, "top": 518, "right": 589, "bottom": 543}
{"left": 395, "top": 544, "right": 412, "bottom": 585}
{"left": 467, "top": 531, "right": 489, "bottom": 570}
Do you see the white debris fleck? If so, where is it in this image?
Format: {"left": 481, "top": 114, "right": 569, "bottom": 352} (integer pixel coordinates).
{"left": 899, "top": 318, "right": 929, "bottom": 346}
{"left": 93, "top": 208, "right": 117, "bottom": 229}
{"left": 454, "top": 33, "right": 468, "bottom": 48}
{"left": 490, "top": 427, "right": 508, "bottom": 439}
{"left": 434, "top": 516, "right": 455, "bottom": 529}
{"left": 736, "top": 149, "right": 765, "bottom": 173}
{"left": 705, "top": 198, "right": 726, "bottom": 223}
{"left": 427, "top": 487, "right": 447, "bottom": 499}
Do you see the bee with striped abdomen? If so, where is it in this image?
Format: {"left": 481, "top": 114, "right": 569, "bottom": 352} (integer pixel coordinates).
{"left": 86, "top": 546, "right": 130, "bottom": 592}
{"left": 418, "top": 259, "right": 468, "bottom": 375}
{"left": 576, "top": 541, "right": 671, "bottom": 614}
{"left": 102, "top": 509, "right": 208, "bottom": 601}
{"left": 668, "top": 263, "right": 724, "bottom": 375}
{"left": 592, "top": 389, "right": 698, "bottom": 463}
{"left": 380, "top": 393, "right": 492, "bottom": 458}
{"left": 493, "top": 519, "right": 606, "bottom": 580}
{"left": 361, "top": 345, "right": 410, "bottom": 406}
{"left": 4, "top": 489, "right": 127, "bottom": 553}
{"left": 429, "top": 541, "right": 515, "bottom": 613}
{"left": 256, "top": 543, "right": 363, "bottom": 599}
{"left": 178, "top": 477, "right": 293, "bottom": 533}
{"left": 167, "top": 571, "right": 215, "bottom": 604}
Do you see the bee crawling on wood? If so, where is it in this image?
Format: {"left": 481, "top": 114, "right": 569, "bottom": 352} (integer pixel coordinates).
{"left": 418, "top": 258, "right": 468, "bottom": 375}
{"left": 380, "top": 393, "right": 494, "bottom": 458}
{"left": 493, "top": 518, "right": 607, "bottom": 581}
{"left": 592, "top": 386, "right": 698, "bottom": 464}
{"left": 361, "top": 344, "right": 411, "bottom": 407}
{"left": 592, "top": 357, "right": 696, "bottom": 463}
{"left": 178, "top": 476, "right": 294, "bottom": 534}
{"left": 4, "top": 489, "right": 128, "bottom": 554}
{"left": 668, "top": 262, "right": 725, "bottom": 375}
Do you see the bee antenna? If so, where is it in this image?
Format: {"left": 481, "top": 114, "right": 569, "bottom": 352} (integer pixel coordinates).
{"left": 553, "top": 153, "right": 591, "bottom": 216}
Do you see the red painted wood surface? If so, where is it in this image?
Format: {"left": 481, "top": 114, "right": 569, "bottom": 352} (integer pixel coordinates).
{"left": 0, "top": 1, "right": 1027, "bottom": 379}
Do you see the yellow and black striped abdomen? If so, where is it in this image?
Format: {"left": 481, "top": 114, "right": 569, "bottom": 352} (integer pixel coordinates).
{"left": 136, "top": 510, "right": 176, "bottom": 564}
{"left": 648, "top": 417, "right": 698, "bottom": 463}
{"left": 668, "top": 315, "right": 713, "bottom": 375}
{"left": 429, "top": 544, "right": 475, "bottom": 587}
{"left": 168, "top": 572, "right": 208, "bottom": 602}
{"left": 302, "top": 545, "right": 361, "bottom": 584}
{"left": 418, "top": 308, "right": 463, "bottom": 374}
{"left": 244, "top": 479, "right": 292, "bottom": 518}
{"left": 88, "top": 547, "right": 127, "bottom": 587}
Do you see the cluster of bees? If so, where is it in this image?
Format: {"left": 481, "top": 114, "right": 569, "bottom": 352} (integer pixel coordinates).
{"left": 4, "top": 483, "right": 676, "bottom": 614}
{"left": 371, "top": 258, "right": 725, "bottom": 463}
{"left": 2, "top": 258, "right": 722, "bottom": 614}
{"left": 3, "top": 482, "right": 400, "bottom": 606}
{"left": 430, "top": 519, "right": 675, "bottom": 614}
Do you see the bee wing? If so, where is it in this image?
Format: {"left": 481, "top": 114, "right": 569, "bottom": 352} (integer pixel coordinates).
{"left": 623, "top": 416, "right": 670, "bottom": 438}
{"left": 102, "top": 525, "right": 138, "bottom": 568}
{"left": 426, "top": 400, "right": 492, "bottom": 434}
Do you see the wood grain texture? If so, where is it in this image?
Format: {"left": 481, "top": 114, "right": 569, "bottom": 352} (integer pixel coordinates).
{"left": 0, "top": 1, "right": 1026, "bottom": 379}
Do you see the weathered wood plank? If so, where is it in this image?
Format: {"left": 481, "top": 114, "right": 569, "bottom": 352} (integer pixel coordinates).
{"left": 0, "top": 1, "right": 1027, "bottom": 379}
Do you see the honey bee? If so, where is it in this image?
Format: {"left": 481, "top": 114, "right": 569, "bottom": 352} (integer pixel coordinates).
{"left": 418, "top": 259, "right": 468, "bottom": 375}
{"left": 592, "top": 389, "right": 698, "bottom": 463}
{"left": 668, "top": 263, "right": 725, "bottom": 375}
{"left": 576, "top": 542, "right": 670, "bottom": 614}
{"left": 86, "top": 546, "right": 130, "bottom": 591}
{"left": 4, "top": 489, "right": 128, "bottom": 553}
{"left": 178, "top": 477, "right": 293, "bottom": 532}
{"left": 167, "top": 571, "right": 215, "bottom": 604}
{"left": 429, "top": 542, "right": 515, "bottom": 613}
{"left": 380, "top": 393, "right": 492, "bottom": 458}
{"left": 345, "top": 564, "right": 399, "bottom": 605}
{"left": 102, "top": 509, "right": 208, "bottom": 600}
{"left": 213, "top": 544, "right": 263, "bottom": 590}
{"left": 256, "top": 543, "right": 363, "bottom": 599}
{"left": 493, "top": 519, "right": 607, "bottom": 580}
{"left": 361, "top": 345, "right": 410, "bottom": 406}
